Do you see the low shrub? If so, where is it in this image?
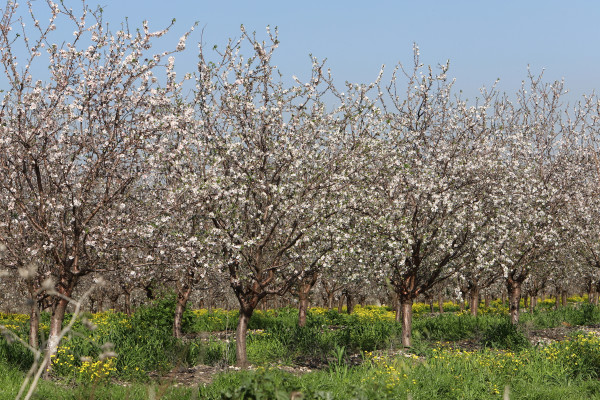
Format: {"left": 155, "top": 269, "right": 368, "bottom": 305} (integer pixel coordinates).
{"left": 521, "top": 304, "right": 600, "bottom": 329}
{"left": 188, "top": 338, "right": 235, "bottom": 366}
{"left": 541, "top": 332, "right": 600, "bottom": 379}
{"left": 481, "top": 320, "right": 530, "bottom": 351}
{"left": 413, "top": 313, "right": 500, "bottom": 341}
{"left": 186, "top": 308, "right": 238, "bottom": 332}
{"left": 0, "top": 338, "right": 34, "bottom": 371}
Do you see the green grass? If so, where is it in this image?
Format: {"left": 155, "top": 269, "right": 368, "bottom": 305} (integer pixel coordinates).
{"left": 520, "top": 303, "right": 600, "bottom": 328}
{"left": 413, "top": 312, "right": 499, "bottom": 341}
{"left": 197, "top": 338, "right": 600, "bottom": 399}
{"left": 2, "top": 296, "right": 600, "bottom": 398}
{"left": 0, "top": 360, "right": 197, "bottom": 400}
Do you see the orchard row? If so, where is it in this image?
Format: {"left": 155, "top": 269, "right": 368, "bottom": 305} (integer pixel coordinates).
{"left": 0, "top": 1, "right": 599, "bottom": 370}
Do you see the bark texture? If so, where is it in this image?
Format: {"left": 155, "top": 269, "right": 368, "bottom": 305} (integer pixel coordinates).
{"left": 28, "top": 305, "right": 39, "bottom": 349}
{"left": 235, "top": 310, "right": 252, "bottom": 367}
{"left": 507, "top": 278, "right": 522, "bottom": 325}
{"left": 173, "top": 285, "right": 193, "bottom": 339}
{"left": 401, "top": 299, "right": 413, "bottom": 348}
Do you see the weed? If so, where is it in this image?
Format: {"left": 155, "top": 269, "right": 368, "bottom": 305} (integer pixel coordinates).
{"left": 481, "top": 320, "right": 530, "bottom": 351}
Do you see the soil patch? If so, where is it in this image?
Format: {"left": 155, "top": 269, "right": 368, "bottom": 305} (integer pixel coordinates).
{"left": 529, "top": 324, "right": 600, "bottom": 346}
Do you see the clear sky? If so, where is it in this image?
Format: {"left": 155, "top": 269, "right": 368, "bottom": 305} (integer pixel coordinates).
{"left": 13, "top": 1, "right": 600, "bottom": 104}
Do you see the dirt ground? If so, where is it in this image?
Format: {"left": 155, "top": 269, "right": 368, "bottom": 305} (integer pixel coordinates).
{"left": 528, "top": 324, "right": 600, "bottom": 346}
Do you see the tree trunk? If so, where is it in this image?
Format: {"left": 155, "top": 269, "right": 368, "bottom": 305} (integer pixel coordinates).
{"left": 530, "top": 294, "right": 537, "bottom": 313}
{"left": 395, "top": 297, "right": 402, "bottom": 323}
{"left": 26, "top": 283, "right": 40, "bottom": 349}
{"left": 438, "top": 292, "right": 444, "bottom": 313}
{"left": 123, "top": 291, "right": 132, "bottom": 316}
{"left": 346, "top": 292, "right": 354, "bottom": 315}
{"left": 28, "top": 305, "right": 39, "bottom": 349}
{"left": 429, "top": 297, "right": 434, "bottom": 313}
{"left": 297, "top": 273, "right": 318, "bottom": 327}
{"left": 523, "top": 293, "right": 529, "bottom": 310}
{"left": 109, "top": 294, "right": 119, "bottom": 311}
{"left": 470, "top": 286, "right": 480, "bottom": 316}
{"left": 322, "top": 281, "right": 336, "bottom": 310}
{"left": 561, "top": 289, "right": 568, "bottom": 307}
{"left": 173, "top": 285, "right": 193, "bottom": 339}
{"left": 401, "top": 297, "right": 413, "bottom": 347}
{"left": 501, "top": 290, "right": 507, "bottom": 305}
{"left": 327, "top": 292, "right": 335, "bottom": 310}
{"left": 45, "top": 295, "right": 70, "bottom": 377}
{"left": 484, "top": 293, "right": 490, "bottom": 309}
{"left": 507, "top": 279, "right": 522, "bottom": 325}
{"left": 359, "top": 295, "right": 366, "bottom": 307}
{"left": 595, "top": 283, "right": 600, "bottom": 305}
{"left": 298, "top": 289, "right": 310, "bottom": 327}
{"left": 337, "top": 295, "right": 344, "bottom": 313}
{"left": 235, "top": 309, "right": 252, "bottom": 367}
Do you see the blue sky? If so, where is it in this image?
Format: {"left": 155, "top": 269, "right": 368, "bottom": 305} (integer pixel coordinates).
{"left": 13, "top": 1, "right": 600, "bottom": 104}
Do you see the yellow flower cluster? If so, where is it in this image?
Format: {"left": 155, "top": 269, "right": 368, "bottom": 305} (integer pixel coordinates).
{"left": 0, "top": 323, "right": 21, "bottom": 331}
{"left": 87, "top": 310, "right": 132, "bottom": 336}
{"left": 50, "top": 343, "right": 76, "bottom": 373}
{"left": 308, "top": 307, "right": 328, "bottom": 315}
{"left": 534, "top": 295, "right": 589, "bottom": 307}
{"left": 538, "top": 298, "right": 559, "bottom": 307}
{"left": 191, "top": 308, "right": 235, "bottom": 317}
{"left": 352, "top": 306, "right": 396, "bottom": 323}
{"left": 412, "top": 303, "right": 431, "bottom": 315}
{"left": 253, "top": 309, "right": 280, "bottom": 317}
{"left": 567, "top": 294, "right": 588, "bottom": 303}
{"left": 362, "top": 352, "right": 418, "bottom": 391}
{"left": 430, "top": 347, "right": 532, "bottom": 382}
{"left": 190, "top": 308, "right": 236, "bottom": 329}
{"left": 50, "top": 340, "right": 118, "bottom": 382}
{"left": 428, "top": 346, "right": 530, "bottom": 395}
{"left": 0, "top": 312, "right": 29, "bottom": 323}
{"left": 186, "top": 302, "right": 524, "bottom": 325}
{"left": 0, "top": 313, "right": 30, "bottom": 336}
{"left": 540, "top": 332, "right": 599, "bottom": 364}
{"left": 78, "top": 358, "right": 117, "bottom": 383}
{"left": 191, "top": 309, "right": 208, "bottom": 316}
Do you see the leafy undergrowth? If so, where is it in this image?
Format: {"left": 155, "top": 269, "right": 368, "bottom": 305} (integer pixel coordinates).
{"left": 2, "top": 297, "right": 600, "bottom": 398}
{"left": 198, "top": 332, "right": 600, "bottom": 399}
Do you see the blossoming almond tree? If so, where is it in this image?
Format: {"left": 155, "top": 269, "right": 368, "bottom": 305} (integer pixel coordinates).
{"left": 140, "top": 183, "right": 222, "bottom": 339}
{"left": 193, "top": 27, "right": 357, "bottom": 366}
{"left": 286, "top": 228, "right": 335, "bottom": 327}
{"left": 485, "top": 74, "right": 584, "bottom": 324}
{"left": 353, "top": 51, "right": 498, "bottom": 347}
{"left": 561, "top": 107, "right": 600, "bottom": 305}
{"left": 0, "top": 0, "right": 191, "bottom": 369}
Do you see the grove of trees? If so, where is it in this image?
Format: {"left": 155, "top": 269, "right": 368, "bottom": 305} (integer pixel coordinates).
{"left": 2, "top": 1, "right": 600, "bottom": 368}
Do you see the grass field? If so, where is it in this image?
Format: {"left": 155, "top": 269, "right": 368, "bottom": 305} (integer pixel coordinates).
{"left": 2, "top": 296, "right": 600, "bottom": 399}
